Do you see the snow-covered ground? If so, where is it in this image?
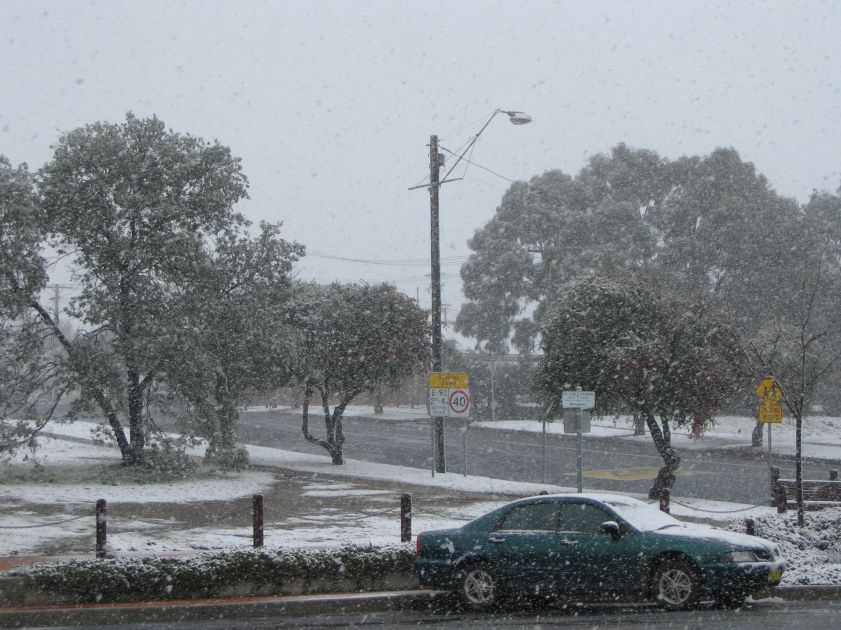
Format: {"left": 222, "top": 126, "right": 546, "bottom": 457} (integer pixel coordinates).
{"left": 2, "top": 409, "right": 841, "bottom": 585}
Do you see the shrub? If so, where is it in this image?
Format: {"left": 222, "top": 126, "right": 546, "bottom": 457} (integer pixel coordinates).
{"left": 11, "top": 544, "right": 415, "bottom": 603}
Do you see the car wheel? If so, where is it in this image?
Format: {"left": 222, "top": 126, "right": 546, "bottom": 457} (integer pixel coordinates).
{"left": 652, "top": 558, "right": 700, "bottom": 609}
{"left": 457, "top": 561, "right": 499, "bottom": 610}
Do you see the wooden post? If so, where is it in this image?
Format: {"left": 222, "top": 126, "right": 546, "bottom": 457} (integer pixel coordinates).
{"left": 253, "top": 494, "right": 264, "bottom": 548}
{"left": 95, "top": 499, "right": 107, "bottom": 559}
{"left": 745, "top": 518, "right": 755, "bottom": 536}
{"left": 659, "top": 488, "right": 670, "bottom": 514}
{"left": 776, "top": 484, "right": 788, "bottom": 514}
{"left": 400, "top": 494, "right": 412, "bottom": 543}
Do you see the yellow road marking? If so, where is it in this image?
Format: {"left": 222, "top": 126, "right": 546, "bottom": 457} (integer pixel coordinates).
{"left": 576, "top": 467, "right": 710, "bottom": 481}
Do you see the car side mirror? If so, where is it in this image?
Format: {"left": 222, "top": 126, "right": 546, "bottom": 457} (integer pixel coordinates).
{"left": 601, "top": 520, "right": 621, "bottom": 540}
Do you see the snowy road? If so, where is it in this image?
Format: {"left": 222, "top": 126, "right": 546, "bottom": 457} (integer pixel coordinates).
{"left": 236, "top": 409, "right": 841, "bottom": 506}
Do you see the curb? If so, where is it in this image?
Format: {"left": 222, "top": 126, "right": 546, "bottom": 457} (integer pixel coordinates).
{"left": 0, "top": 590, "right": 443, "bottom": 628}
{"left": 0, "top": 572, "right": 420, "bottom": 608}
{"left": 773, "top": 584, "right": 841, "bottom": 601}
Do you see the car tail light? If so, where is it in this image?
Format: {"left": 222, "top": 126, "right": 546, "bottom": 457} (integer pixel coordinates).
{"left": 416, "top": 535, "right": 422, "bottom": 555}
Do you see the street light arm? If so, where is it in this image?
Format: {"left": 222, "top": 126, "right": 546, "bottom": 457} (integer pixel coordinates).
{"left": 438, "top": 109, "right": 500, "bottom": 184}
{"left": 439, "top": 109, "right": 531, "bottom": 184}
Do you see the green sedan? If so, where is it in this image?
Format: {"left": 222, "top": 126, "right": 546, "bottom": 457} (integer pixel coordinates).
{"left": 415, "top": 493, "right": 784, "bottom": 610}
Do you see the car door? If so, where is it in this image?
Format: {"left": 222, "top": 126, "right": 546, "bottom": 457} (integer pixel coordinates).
{"left": 484, "top": 500, "right": 561, "bottom": 592}
{"left": 554, "top": 500, "right": 646, "bottom": 598}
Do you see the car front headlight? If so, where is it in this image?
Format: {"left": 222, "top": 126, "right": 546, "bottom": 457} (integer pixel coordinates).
{"left": 719, "top": 550, "right": 760, "bottom": 563}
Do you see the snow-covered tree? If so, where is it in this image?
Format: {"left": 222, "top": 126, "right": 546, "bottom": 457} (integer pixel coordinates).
{"left": 536, "top": 270, "right": 749, "bottom": 497}
{"left": 457, "top": 145, "right": 671, "bottom": 353}
{"left": 38, "top": 114, "right": 249, "bottom": 465}
{"left": 0, "top": 156, "right": 66, "bottom": 458}
{"left": 164, "top": 222, "right": 303, "bottom": 470}
{"left": 287, "top": 282, "right": 429, "bottom": 464}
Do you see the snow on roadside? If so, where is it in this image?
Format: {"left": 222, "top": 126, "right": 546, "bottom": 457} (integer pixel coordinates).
{"left": 4, "top": 419, "right": 841, "bottom": 585}
{"left": 727, "top": 507, "right": 841, "bottom": 586}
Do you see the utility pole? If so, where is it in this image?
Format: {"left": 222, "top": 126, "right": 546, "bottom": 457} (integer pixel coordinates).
{"left": 429, "top": 134, "right": 446, "bottom": 473}
{"left": 48, "top": 284, "right": 75, "bottom": 324}
{"left": 410, "top": 111, "right": 531, "bottom": 475}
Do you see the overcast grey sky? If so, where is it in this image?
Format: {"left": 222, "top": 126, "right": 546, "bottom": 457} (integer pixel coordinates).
{"left": 2, "top": 0, "right": 840, "bottom": 331}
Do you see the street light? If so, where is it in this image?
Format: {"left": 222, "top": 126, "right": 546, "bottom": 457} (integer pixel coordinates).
{"left": 412, "top": 108, "right": 532, "bottom": 473}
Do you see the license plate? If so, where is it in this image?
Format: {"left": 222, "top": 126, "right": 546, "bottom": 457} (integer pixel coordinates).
{"left": 768, "top": 569, "right": 782, "bottom": 584}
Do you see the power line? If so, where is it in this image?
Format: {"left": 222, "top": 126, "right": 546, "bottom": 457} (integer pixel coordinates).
{"left": 306, "top": 252, "right": 468, "bottom": 267}
{"left": 439, "top": 145, "right": 517, "bottom": 183}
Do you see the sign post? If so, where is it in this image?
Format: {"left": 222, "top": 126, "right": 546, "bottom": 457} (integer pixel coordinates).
{"left": 756, "top": 375, "right": 783, "bottom": 497}
{"left": 562, "top": 388, "right": 595, "bottom": 493}
{"left": 428, "top": 372, "right": 470, "bottom": 477}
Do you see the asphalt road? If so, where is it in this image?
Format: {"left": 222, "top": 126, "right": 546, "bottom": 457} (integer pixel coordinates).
{"left": 9, "top": 597, "right": 841, "bottom": 629}
{"left": 236, "top": 409, "right": 839, "bottom": 506}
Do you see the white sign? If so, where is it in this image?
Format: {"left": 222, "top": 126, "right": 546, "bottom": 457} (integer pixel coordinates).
{"left": 448, "top": 389, "right": 470, "bottom": 416}
{"left": 562, "top": 389, "right": 595, "bottom": 409}
{"left": 429, "top": 388, "right": 450, "bottom": 416}
{"left": 429, "top": 372, "right": 471, "bottom": 418}
{"left": 429, "top": 388, "right": 471, "bottom": 418}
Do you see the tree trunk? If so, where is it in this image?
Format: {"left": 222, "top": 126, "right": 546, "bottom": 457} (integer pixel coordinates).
{"left": 126, "top": 367, "right": 145, "bottom": 464}
{"left": 751, "top": 420, "right": 764, "bottom": 447}
{"left": 373, "top": 385, "right": 384, "bottom": 414}
{"left": 645, "top": 413, "right": 681, "bottom": 499}
{"left": 26, "top": 296, "right": 134, "bottom": 461}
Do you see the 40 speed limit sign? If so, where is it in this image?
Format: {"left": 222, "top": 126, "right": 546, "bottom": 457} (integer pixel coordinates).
{"left": 428, "top": 372, "right": 471, "bottom": 418}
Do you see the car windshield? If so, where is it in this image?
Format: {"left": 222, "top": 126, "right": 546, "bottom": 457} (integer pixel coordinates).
{"left": 605, "top": 501, "right": 686, "bottom": 532}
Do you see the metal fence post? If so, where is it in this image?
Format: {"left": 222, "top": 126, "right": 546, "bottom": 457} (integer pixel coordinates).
{"left": 95, "top": 498, "right": 107, "bottom": 559}
{"left": 400, "top": 494, "right": 412, "bottom": 543}
{"left": 253, "top": 494, "right": 264, "bottom": 548}
{"left": 659, "top": 488, "right": 670, "bottom": 514}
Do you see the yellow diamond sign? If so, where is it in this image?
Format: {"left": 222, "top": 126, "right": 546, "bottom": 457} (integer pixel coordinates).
{"left": 756, "top": 376, "right": 783, "bottom": 402}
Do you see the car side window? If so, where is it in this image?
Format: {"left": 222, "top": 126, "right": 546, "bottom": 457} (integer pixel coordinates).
{"left": 558, "top": 503, "right": 612, "bottom": 534}
{"left": 495, "top": 502, "right": 559, "bottom": 531}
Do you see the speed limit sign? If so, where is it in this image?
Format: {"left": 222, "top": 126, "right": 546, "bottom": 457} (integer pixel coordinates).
{"left": 448, "top": 389, "right": 470, "bottom": 417}
{"left": 429, "top": 372, "right": 470, "bottom": 418}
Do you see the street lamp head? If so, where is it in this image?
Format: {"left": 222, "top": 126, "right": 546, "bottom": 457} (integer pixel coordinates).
{"left": 503, "top": 110, "right": 532, "bottom": 125}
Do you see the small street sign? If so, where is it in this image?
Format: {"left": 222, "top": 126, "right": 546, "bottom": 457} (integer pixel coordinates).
{"left": 759, "top": 401, "right": 783, "bottom": 424}
{"left": 562, "top": 389, "right": 596, "bottom": 410}
{"left": 428, "top": 372, "right": 470, "bottom": 418}
{"left": 448, "top": 389, "right": 470, "bottom": 417}
{"left": 756, "top": 376, "right": 783, "bottom": 402}
{"left": 563, "top": 409, "right": 591, "bottom": 434}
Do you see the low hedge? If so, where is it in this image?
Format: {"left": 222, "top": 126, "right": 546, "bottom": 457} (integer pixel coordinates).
{"left": 8, "top": 544, "right": 415, "bottom": 603}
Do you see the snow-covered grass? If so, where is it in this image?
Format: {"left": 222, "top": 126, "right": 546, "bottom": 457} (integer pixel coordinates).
{"left": 3, "top": 411, "right": 841, "bottom": 585}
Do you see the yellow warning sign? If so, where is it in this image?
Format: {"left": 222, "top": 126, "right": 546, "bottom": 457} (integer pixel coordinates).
{"left": 429, "top": 372, "right": 469, "bottom": 389}
{"left": 758, "top": 401, "right": 783, "bottom": 424}
{"left": 755, "top": 376, "right": 783, "bottom": 402}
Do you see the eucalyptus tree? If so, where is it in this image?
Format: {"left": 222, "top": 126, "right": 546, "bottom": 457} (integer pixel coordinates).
{"left": 536, "top": 270, "right": 749, "bottom": 498}
{"left": 653, "top": 148, "right": 802, "bottom": 332}
{"left": 165, "top": 222, "right": 303, "bottom": 469}
{"left": 287, "top": 282, "right": 429, "bottom": 464}
{"left": 456, "top": 144, "right": 671, "bottom": 353}
{"left": 0, "top": 156, "right": 65, "bottom": 457}
{"left": 37, "top": 114, "right": 249, "bottom": 465}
